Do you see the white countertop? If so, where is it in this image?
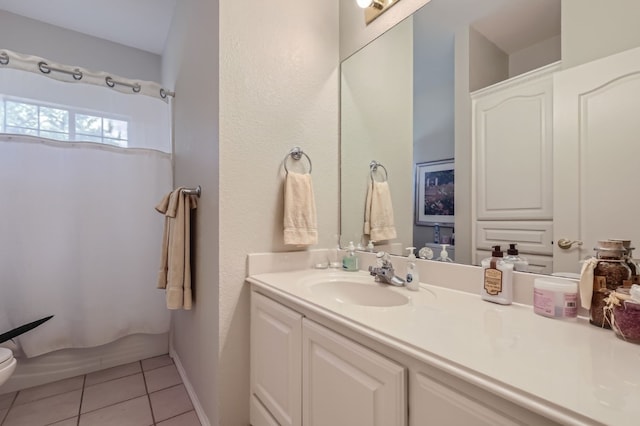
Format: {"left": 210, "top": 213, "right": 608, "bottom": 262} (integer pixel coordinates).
{"left": 247, "top": 268, "right": 640, "bottom": 426}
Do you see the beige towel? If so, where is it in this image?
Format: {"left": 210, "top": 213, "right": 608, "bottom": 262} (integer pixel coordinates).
{"left": 364, "top": 180, "right": 397, "bottom": 241}
{"left": 284, "top": 172, "right": 318, "bottom": 246}
{"left": 156, "top": 187, "right": 197, "bottom": 310}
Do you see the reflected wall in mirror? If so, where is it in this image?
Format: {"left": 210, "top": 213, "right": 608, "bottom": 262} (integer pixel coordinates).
{"left": 341, "top": 0, "right": 640, "bottom": 275}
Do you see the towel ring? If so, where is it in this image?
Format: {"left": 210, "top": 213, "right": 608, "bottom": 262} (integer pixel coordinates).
{"left": 370, "top": 160, "right": 388, "bottom": 182}
{"left": 283, "top": 147, "right": 312, "bottom": 174}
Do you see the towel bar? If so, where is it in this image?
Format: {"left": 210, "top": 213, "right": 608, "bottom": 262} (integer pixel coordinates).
{"left": 370, "top": 160, "right": 388, "bottom": 182}
{"left": 181, "top": 186, "right": 201, "bottom": 197}
{"left": 283, "top": 147, "right": 312, "bottom": 174}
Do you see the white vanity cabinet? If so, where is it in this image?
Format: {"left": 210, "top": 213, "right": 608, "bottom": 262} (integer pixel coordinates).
{"left": 250, "top": 291, "right": 407, "bottom": 426}
{"left": 471, "top": 63, "right": 559, "bottom": 272}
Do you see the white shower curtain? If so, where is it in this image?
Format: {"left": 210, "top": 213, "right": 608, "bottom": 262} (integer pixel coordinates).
{"left": 0, "top": 51, "right": 173, "bottom": 358}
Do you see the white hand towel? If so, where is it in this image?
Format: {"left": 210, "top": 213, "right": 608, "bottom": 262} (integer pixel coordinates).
{"left": 364, "top": 180, "right": 397, "bottom": 241}
{"left": 155, "top": 187, "right": 197, "bottom": 310}
{"left": 284, "top": 172, "right": 318, "bottom": 246}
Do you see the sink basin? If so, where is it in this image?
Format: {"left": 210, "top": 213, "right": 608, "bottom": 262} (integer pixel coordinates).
{"left": 310, "top": 280, "right": 410, "bottom": 307}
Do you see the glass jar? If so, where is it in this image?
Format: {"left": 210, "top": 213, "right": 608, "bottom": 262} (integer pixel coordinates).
{"left": 610, "top": 239, "right": 639, "bottom": 283}
{"left": 610, "top": 289, "right": 640, "bottom": 344}
{"left": 590, "top": 241, "right": 631, "bottom": 328}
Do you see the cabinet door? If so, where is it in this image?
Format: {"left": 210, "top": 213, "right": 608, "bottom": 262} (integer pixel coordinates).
{"left": 302, "top": 319, "right": 406, "bottom": 426}
{"left": 473, "top": 68, "right": 554, "bottom": 221}
{"left": 251, "top": 292, "right": 302, "bottom": 426}
{"left": 554, "top": 46, "right": 640, "bottom": 272}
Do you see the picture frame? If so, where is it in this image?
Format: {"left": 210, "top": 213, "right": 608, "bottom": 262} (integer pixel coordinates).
{"left": 415, "top": 159, "right": 455, "bottom": 226}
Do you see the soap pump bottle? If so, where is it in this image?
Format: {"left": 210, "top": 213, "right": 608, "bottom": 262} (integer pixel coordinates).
{"left": 342, "top": 241, "right": 359, "bottom": 272}
{"left": 504, "top": 243, "right": 529, "bottom": 272}
{"left": 405, "top": 247, "right": 420, "bottom": 291}
{"left": 437, "top": 244, "right": 453, "bottom": 262}
{"left": 480, "top": 245, "right": 513, "bottom": 305}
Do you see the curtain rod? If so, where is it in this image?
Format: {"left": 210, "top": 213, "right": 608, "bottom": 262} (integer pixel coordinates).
{"left": 0, "top": 50, "right": 175, "bottom": 101}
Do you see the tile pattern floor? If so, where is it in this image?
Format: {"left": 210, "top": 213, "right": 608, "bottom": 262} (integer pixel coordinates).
{"left": 0, "top": 354, "right": 201, "bottom": 426}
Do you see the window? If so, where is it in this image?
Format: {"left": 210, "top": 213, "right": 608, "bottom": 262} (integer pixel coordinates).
{"left": 0, "top": 97, "right": 129, "bottom": 147}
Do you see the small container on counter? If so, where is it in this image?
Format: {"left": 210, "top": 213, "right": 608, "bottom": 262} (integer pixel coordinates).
{"left": 533, "top": 277, "right": 578, "bottom": 319}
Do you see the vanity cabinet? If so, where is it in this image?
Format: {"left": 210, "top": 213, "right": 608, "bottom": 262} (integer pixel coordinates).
{"left": 250, "top": 292, "right": 406, "bottom": 426}
{"left": 471, "top": 63, "right": 559, "bottom": 272}
{"left": 250, "top": 289, "right": 562, "bottom": 426}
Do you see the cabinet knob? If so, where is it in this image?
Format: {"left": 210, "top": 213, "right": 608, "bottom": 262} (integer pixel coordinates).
{"left": 557, "top": 239, "right": 583, "bottom": 250}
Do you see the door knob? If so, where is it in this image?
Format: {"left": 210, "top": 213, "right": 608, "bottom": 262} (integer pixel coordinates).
{"left": 558, "top": 239, "right": 583, "bottom": 250}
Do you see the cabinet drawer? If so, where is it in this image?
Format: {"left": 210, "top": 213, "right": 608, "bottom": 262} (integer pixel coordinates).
{"left": 476, "top": 221, "right": 553, "bottom": 256}
{"left": 475, "top": 250, "right": 552, "bottom": 274}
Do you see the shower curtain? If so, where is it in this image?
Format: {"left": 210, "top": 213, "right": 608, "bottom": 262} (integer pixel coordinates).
{"left": 0, "top": 50, "right": 173, "bottom": 358}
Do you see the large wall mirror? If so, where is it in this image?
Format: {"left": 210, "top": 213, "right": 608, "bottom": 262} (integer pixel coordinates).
{"left": 341, "top": 0, "right": 560, "bottom": 264}
{"left": 341, "top": 0, "right": 640, "bottom": 275}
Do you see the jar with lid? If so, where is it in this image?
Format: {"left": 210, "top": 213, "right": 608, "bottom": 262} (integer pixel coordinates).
{"left": 616, "top": 240, "right": 640, "bottom": 285}
{"left": 590, "top": 240, "right": 631, "bottom": 328}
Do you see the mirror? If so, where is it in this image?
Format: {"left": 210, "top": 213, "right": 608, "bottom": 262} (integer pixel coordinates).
{"left": 341, "top": 0, "right": 563, "bottom": 269}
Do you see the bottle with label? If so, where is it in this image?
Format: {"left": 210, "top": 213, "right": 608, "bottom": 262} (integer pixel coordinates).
{"left": 405, "top": 247, "right": 420, "bottom": 291}
{"left": 480, "top": 245, "right": 513, "bottom": 305}
{"left": 342, "top": 241, "right": 359, "bottom": 272}
{"left": 503, "top": 243, "right": 529, "bottom": 272}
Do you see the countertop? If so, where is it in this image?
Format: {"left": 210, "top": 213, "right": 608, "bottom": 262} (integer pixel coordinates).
{"left": 247, "top": 268, "right": 640, "bottom": 426}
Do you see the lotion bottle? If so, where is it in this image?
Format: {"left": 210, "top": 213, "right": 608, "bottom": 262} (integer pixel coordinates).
{"left": 405, "top": 247, "right": 420, "bottom": 291}
{"left": 481, "top": 245, "right": 513, "bottom": 305}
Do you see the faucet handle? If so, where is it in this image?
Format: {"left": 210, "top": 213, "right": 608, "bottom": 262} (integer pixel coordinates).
{"left": 376, "top": 251, "right": 391, "bottom": 267}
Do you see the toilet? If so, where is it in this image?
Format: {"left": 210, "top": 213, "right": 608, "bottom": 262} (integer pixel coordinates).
{"left": 0, "top": 348, "right": 16, "bottom": 387}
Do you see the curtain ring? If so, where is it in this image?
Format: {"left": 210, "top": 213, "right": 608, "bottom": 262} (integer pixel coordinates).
{"left": 132, "top": 84, "right": 141, "bottom": 93}
{"left": 105, "top": 76, "right": 115, "bottom": 87}
{"left": 72, "top": 69, "right": 83, "bottom": 80}
{"left": 0, "top": 52, "right": 9, "bottom": 66}
{"left": 38, "top": 61, "right": 51, "bottom": 74}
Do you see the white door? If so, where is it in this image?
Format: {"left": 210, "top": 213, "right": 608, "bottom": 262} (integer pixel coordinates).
{"left": 554, "top": 46, "right": 640, "bottom": 272}
{"left": 302, "top": 319, "right": 406, "bottom": 426}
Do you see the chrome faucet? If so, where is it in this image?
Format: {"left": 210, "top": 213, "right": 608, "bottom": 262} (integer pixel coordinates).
{"left": 368, "top": 252, "right": 405, "bottom": 287}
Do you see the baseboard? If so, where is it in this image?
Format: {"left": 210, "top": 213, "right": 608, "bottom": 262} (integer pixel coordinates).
{"left": 170, "top": 346, "right": 211, "bottom": 426}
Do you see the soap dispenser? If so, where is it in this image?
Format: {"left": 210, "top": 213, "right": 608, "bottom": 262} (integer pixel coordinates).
{"left": 405, "top": 247, "right": 420, "bottom": 291}
{"left": 342, "top": 241, "right": 359, "bottom": 272}
{"left": 437, "top": 244, "right": 453, "bottom": 262}
{"left": 504, "top": 243, "right": 529, "bottom": 272}
{"left": 480, "top": 245, "right": 513, "bottom": 305}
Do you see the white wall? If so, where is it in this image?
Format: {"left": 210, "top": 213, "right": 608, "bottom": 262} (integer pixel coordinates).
{"left": 161, "top": 1, "right": 220, "bottom": 425}
{"left": 509, "top": 35, "right": 560, "bottom": 77}
{"left": 0, "top": 10, "right": 161, "bottom": 81}
{"left": 218, "top": 1, "right": 339, "bottom": 425}
{"left": 562, "top": 0, "right": 640, "bottom": 69}
{"left": 341, "top": 17, "right": 413, "bottom": 251}
{"left": 412, "top": 10, "right": 456, "bottom": 249}
{"left": 469, "top": 27, "right": 508, "bottom": 92}
{"left": 453, "top": 26, "right": 472, "bottom": 265}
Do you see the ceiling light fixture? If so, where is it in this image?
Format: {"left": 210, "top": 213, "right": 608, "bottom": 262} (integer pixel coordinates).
{"left": 356, "top": 0, "right": 402, "bottom": 25}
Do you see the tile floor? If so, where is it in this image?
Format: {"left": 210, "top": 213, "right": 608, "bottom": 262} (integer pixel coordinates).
{"left": 0, "top": 354, "right": 201, "bottom": 426}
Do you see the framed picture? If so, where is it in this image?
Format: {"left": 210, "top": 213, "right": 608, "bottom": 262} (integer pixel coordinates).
{"left": 415, "top": 159, "right": 455, "bottom": 226}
